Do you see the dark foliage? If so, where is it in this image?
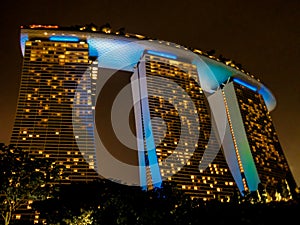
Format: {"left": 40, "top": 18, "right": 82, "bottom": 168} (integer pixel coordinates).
{"left": 0, "top": 144, "right": 65, "bottom": 225}
{"left": 32, "top": 178, "right": 300, "bottom": 225}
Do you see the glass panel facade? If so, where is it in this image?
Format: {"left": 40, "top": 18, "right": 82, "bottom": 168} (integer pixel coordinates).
{"left": 134, "top": 54, "right": 238, "bottom": 201}
{"left": 233, "top": 81, "right": 296, "bottom": 199}
{"left": 10, "top": 39, "right": 98, "bottom": 181}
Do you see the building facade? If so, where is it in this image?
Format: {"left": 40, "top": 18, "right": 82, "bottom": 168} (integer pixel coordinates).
{"left": 221, "top": 79, "right": 297, "bottom": 199}
{"left": 10, "top": 25, "right": 297, "bottom": 202}
{"left": 131, "top": 53, "right": 238, "bottom": 201}
{"left": 10, "top": 36, "right": 98, "bottom": 182}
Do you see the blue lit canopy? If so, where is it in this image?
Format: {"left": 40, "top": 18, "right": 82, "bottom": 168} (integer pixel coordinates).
{"left": 20, "top": 29, "right": 277, "bottom": 112}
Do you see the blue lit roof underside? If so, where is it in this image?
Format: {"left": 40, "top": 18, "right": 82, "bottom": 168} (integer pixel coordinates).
{"left": 20, "top": 29, "right": 276, "bottom": 111}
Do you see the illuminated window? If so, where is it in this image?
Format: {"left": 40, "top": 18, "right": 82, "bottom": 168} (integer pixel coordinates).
{"left": 15, "top": 215, "right": 21, "bottom": 220}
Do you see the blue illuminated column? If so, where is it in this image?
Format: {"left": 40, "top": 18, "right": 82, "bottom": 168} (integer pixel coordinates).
{"left": 131, "top": 71, "right": 147, "bottom": 189}
{"left": 222, "top": 82, "right": 260, "bottom": 193}
{"left": 207, "top": 89, "right": 245, "bottom": 193}
{"left": 132, "top": 57, "right": 162, "bottom": 189}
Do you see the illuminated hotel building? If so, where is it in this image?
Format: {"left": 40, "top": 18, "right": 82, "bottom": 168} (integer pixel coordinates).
{"left": 10, "top": 24, "right": 297, "bottom": 201}
{"left": 132, "top": 54, "right": 237, "bottom": 200}
{"left": 220, "top": 79, "right": 297, "bottom": 199}
{"left": 10, "top": 33, "right": 99, "bottom": 181}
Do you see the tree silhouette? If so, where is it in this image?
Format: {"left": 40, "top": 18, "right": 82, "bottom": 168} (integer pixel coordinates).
{"left": 32, "top": 177, "right": 300, "bottom": 225}
{"left": 99, "top": 23, "right": 112, "bottom": 33}
{"left": 0, "top": 144, "right": 65, "bottom": 225}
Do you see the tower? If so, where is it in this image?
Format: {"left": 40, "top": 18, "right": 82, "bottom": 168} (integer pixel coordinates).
{"left": 10, "top": 35, "right": 98, "bottom": 181}
{"left": 220, "top": 78, "right": 297, "bottom": 199}
{"left": 132, "top": 52, "right": 238, "bottom": 200}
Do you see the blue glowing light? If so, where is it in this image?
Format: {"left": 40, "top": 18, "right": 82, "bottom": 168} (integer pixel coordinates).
{"left": 20, "top": 33, "right": 29, "bottom": 56}
{"left": 147, "top": 50, "right": 177, "bottom": 60}
{"left": 258, "top": 85, "right": 277, "bottom": 111}
{"left": 49, "top": 36, "right": 80, "bottom": 42}
{"left": 141, "top": 95, "right": 162, "bottom": 188}
{"left": 233, "top": 78, "right": 257, "bottom": 92}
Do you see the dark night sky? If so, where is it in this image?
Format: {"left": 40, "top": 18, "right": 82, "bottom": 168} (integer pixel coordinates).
{"left": 0, "top": 0, "right": 299, "bottom": 186}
